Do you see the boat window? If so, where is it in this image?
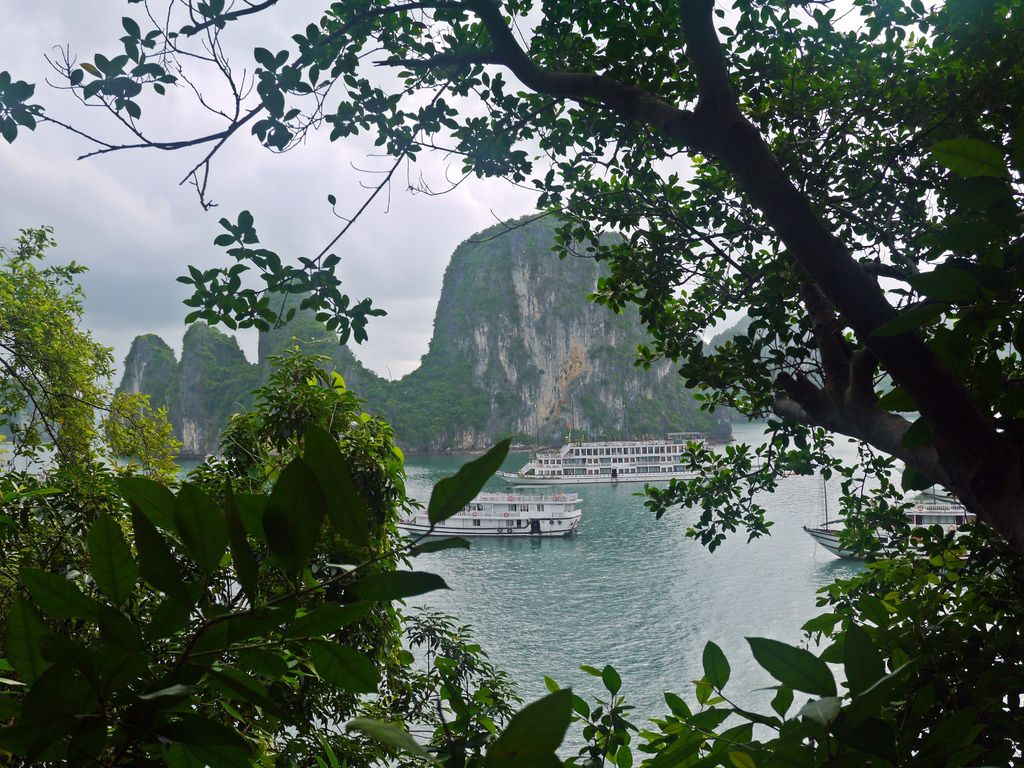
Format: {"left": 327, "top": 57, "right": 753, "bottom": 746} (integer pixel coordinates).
{"left": 537, "top": 504, "right": 545, "bottom": 512}
{"left": 473, "top": 519, "right": 480, "bottom": 527}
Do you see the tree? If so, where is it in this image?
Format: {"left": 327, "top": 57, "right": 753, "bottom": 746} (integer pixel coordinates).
{"left": 0, "top": 227, "right": 113, "bottom": 466}
{"left": 0, "top": 423, "right": 537, "bottom": 766}
{"left": 0, "top": 227, "right": 179, "bottom": 477}
{"left": 2, "top": 0, "right": 1021, "bottom": 550}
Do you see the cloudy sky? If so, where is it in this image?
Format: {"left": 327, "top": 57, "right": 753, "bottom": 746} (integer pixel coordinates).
{"left": 0, "top": 1, "right": 537, "bottom": 380}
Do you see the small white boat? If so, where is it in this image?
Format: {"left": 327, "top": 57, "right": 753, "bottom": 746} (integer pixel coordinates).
{"left": 805, "top": 488, "right": 974, "bottom": 559}
{"left": 499, "top": 433, "right": 706, "bottom": 486}
{"left": 398, "top": 492, "right": 582, "bottom": 537}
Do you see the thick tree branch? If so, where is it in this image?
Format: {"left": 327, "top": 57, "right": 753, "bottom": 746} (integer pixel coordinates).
{"left": 773, "top": 371, "right": 949, "bottom": 488}
{"left": 798, "top": 280, "right": 850, "bottom": 399}
{"left": 466, "top": 0, "right": 708, "bottom": 147}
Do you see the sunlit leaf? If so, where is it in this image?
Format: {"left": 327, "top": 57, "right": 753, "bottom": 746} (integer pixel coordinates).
{"left": 87, "top": 514, "right": 138, "bottom": 605}
{"left": 428, "top": 439, "right": 510, "bottom": 524}
{"left": 349, "top": 571, "right": 448, "bottom": 601}
{"left": 263, "top": 457, "right": 327, "bottom": 575}
{"left": 931, "top": 137, "right": 1008, "bottom": 178}
{"left": 747, "top": 637, "right": 836, "bottom": 697}
{"left": 309, "top": 641, "right": 378, "bottom": 693}
{"left": 702, "top": 641, "right": 730, "bottom": 690}
{"left": 174, "top": 484, "right": 229, "bottom": 574}
{"left": 485, "top": 689, "right": 572, "bottom": 768}
{"left": 20, "top": 568, "right": 98, "bottom": 620}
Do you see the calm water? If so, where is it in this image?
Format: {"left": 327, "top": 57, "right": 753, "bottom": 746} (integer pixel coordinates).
{"left": 406, "top": 421, "right": 865, "bottom": 723}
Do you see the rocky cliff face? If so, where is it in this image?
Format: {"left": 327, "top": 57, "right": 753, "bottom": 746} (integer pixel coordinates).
{"left": 120, "top": 216, "right": 729, "bottom": 456}
{"left": 380, "top": 217, "right": 729, "bottom": 450}
{"left": 119, "top": 324, "right": 259, "bottom": 457}
{"left": 119, "top": 334, "right": 177, "bottom": 409}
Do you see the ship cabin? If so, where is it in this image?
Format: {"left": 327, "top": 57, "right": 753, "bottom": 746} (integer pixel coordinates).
{"left": 526, "top": 434, "right": 705, "bottom": 478}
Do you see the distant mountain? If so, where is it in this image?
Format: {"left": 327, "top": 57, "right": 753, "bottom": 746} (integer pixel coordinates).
{"left": 120, "top": 216, "right": 730, "bottom": 457}
{"left": 706, "top": 315, "right": 752, "bottom": 352}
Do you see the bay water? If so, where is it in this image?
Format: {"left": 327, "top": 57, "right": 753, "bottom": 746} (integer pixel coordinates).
{"left": 405, "top": 421, "right": 865, "bottom": 725}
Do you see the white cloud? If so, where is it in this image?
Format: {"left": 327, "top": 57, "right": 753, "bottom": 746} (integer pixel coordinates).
{"left": 1, "top": 0, "right": 536, "bottom": 380}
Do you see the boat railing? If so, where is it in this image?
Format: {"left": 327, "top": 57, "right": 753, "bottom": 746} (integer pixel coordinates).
{"left": 474, "top": 492, "right": 580, "bottom": 503}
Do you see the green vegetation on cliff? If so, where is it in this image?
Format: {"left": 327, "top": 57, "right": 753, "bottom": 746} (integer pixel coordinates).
{"left": 122, "top": 217, "right": 727, "bottom": 456}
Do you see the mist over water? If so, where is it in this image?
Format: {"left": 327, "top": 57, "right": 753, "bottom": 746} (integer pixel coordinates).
{"left": 407, "top": 421, "right": 865, "bottom": 725}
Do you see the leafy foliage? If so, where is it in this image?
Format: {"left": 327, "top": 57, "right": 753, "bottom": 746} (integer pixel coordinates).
{"left": 0, "top": 227, "right": 177, "bottom": 475}
{"left": 0, "top": 420, "right": 550, "bottom": 766}
{"left": 8, "top": 0, "right": 1022, "bottom": 548}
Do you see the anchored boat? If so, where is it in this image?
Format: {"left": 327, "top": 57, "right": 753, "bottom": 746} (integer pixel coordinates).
{"left": 498, "top": 433, "right": 706, "bottom": 486}
{"left": 805, "top": 488, "right": 974, "bottom": 559}
{"left": 398, "top": 492, "right": 582, "bottom": 537}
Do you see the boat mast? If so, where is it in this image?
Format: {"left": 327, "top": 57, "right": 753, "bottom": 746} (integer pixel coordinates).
{"left": 823, "top": 474, "right": 829, "bottom": 528}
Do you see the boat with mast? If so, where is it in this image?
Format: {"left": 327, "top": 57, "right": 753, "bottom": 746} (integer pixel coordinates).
{"left": 804, "top": 483, "right": 975, "bottom": 558}
{"left": 497, "top": 433, "right": 706, "bottom": 486}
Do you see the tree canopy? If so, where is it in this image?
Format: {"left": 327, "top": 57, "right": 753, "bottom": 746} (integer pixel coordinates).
{"left": 3, "top": 0, "right": 1021, "bottom": 551}
{"left": 3, "top": 4, "right": 1024, "bottom": 762}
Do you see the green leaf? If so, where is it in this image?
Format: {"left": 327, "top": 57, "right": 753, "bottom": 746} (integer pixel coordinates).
{"left": 901, "top": 465, "right": 935, "bottom": 492}
{"left": 931, "top": 137, "right": 1008, "bottom": 178}
{"left": 798, "top": 696, "right": 842, "bottom": 725}
{"left": 132, "top": 508, "right": 189, "bottom": 603}
{"left": 408, "top": 537, "right": 471, "bottom": 556}
{"left": 346, "top": 718, "right": 433, "bottom": 759}
{"left": 485, "top": 689, "right": 572, "bottom": 768}
{"left": 702, "top": 641, "right": 730, "bottom": 690}
{"left": 87, "top": 514, "right": 138, "bottom": 605}
{"left": 728, "top": 752, "right": 756, "bottom": 768}
{"left": 907, "top": 267, "right": 980, "bottom": 304}
{"left": 285, "top": 602, "right": 371, "bottom": 638}
{"left": 843, "top": 623, "right": 885, "bottom": 696}
{"left": 601, "top": 664, "right": 621, "bottom": 696}
{"left": 118, "top": 476, "right": 177, "bottom": 531}
{"left": 303, "top": 426, "right": 368, "bottom": 547}
{"left": 205, "top": 668, "right": 291, "bottom": 721}
{"left": 871, "top": 303, "right": 944, "bottom": 337}
{"left": 746, "top": 637, "right": 836, "bottom": 697}
{"left": 121, "top": 16, "right": 141, "bottom": 37}
{"left": 770, "top": 685, "right": 793, "bottom": 717}
{"left": 875, "top": 385, "right": 917, "bottom": 413}
{"left": 1012, "top": 317, "right": 1024, "bottom": 356}
{"left": 175, "top": 484, "right": 229, "bottom": 574}
{"left": 225, "top": 485, "right": 259, "bottom": 605}
{"left": 349, "top": 571, "right": 449, "bottom": 601}
{"left": 308, "top": 641, "right": 379, "bottom": 693}
{"left": 263, "top": 457, "right": 327, "bottom": 575}
{"left": 4, "top": 596, "right": 51, "bottom": 684}
{"left": 857, "top": 595, "right": 891, "bottom": 627}
{"left": 161, "top": 712, "right": 251, "bottom": 752}
{"left": 428, "top": 439, "right": 510, "bottom": 524}
{"left": 20, "top": 568, "right": 98, "bottom": 620}
{"left": 233, "top": 494, "right": 268, "bottom": 541}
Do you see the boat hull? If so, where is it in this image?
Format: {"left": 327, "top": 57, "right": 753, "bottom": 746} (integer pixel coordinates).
{"left": 803, "top": 526, "right": 861, "bottom": 559}
{"left": 398, "top": 523, "right": 578, "bottom": 538}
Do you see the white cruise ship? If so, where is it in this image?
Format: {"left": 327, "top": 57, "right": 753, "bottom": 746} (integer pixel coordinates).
{"left": 398, "top": 492, "right": 582, "bottom": 537}
{"left": 497, "top": 433, "right": 706, "bottom": 486}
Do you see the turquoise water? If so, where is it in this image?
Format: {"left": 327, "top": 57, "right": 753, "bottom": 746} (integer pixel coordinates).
{"left": 405, "top": 421, "right": 865, "bottom": 724}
